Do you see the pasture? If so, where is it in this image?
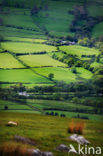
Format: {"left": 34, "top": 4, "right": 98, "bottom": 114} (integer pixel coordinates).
{"left": 90, "top": 62, "right": 103, "bottom": 68}
{"left": 34, "top": 67, "right": 77, "bottom": 83}
{"left": 0, "top": 53, "right": 24, "bottom": 68}
{"left": 19, "top": 54, "right": 66, "bottom": 67}
{"left": 1, "top": 42, "right": 57, "bottom": 53}
{"left": 0, "top": 69, "right": 51, "bottom": 84}
{"left": 33, "top": 0, "right": 75, "bottom": 37}
{"left": 0, "top": 14, "right": 39, "bottom": 30}
{"left": 92, "top": 22, "right": 103, "bottom": 38}
{"left": 27, "top": 99, "right": 94, "bottom": 112}
{"left": 76, "top": 67, "right": 93, "bottom": 79}
{"left": 4, "top": 37, "right": 47, "bottom": 43}
{"left": 59, "top": 45, "right": 100, "bottom": 56}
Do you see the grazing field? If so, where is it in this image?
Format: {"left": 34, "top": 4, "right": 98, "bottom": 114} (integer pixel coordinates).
{"left": 47, "top": 110, "right": 103, "bottom": 121}
{"left": 0, "top": 83, "right": 54, "bottom": 88}
{"left": 4, "top": 37, "right": 47, "bottom": 43}
{"left": 59, "top": 45, "right": 100, "bottom": 56}
{"left": 0, "top": 69, "right": 51, "bottom": 84}
{"left": 0, "top": 112, "right": 103, "bottom": 156}
{"left": 90, "top": 62, "right": 103, "bottom": 68}
{"left": 34, "top": 67, "right": 77, "bottom": 83}
{"left": 1, "top": 42, "right": 57, "bottom": 53}
{"left": 1, "top": 14, "right": 39, "bottom": 30}
{"left": 32, "top": 0, "right": 75, "bottom": 37}
{"left": 92, "top": 22, "right": 103, "bottom": 38}
{"left": 27, "top": 99, "right": 94, "bottom": 112}
{"left": 0, "top": 53, "right": 24, "bottom": 68}
{"left": 0, "top": 104, "right": 32, "bottom": 110}
{"left": 19, "top": 54, "right": 66, "bottom": 67}
{"left": 76, "top": 67, "right": 93, "bottom": 79}
{"left": 88, "top": 4, "right": 103, "bottom": 17}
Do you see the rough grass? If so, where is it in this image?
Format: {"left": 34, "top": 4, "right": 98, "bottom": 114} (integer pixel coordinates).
{"left": 0, "top": 53, "right": 24, "bottom": 68}
{"left": 1, "top": 42, "right": 57, "bottom": 53}
{"left": 59, "top": 45, "right": 100, "bottom": 56}
{"left": 19, "top": 54, "right": 66, "bottom": 67}
{"left": 0, "top": 112, "right": 103, "bottom": 156}
{"left": 0, "top": 69, "right": 51, "bottom": 84}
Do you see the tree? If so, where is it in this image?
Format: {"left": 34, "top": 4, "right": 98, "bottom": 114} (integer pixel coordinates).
{"left": 48, "top": 73, "right": 54, "bottom": 80}
{"left": 4, "top": 106, "right": 8, "bottom": 110}
{"left": 31, "top": 6, "right": 39, "bottom": 15}
{"left": 96, "top": 55, "right": 100, "bottom": 63}
{"left": 71, "top": 67, "right": 77, "bottom": 73}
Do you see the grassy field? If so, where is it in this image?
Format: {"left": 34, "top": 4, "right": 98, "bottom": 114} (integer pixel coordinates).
{"left": 59, "top": 45, "right": 100, "bottom": 56}
{"left": 1, "top": 42, "right": 57, "bottom": 53}
{"left": 27, "top": 99, "right": 94, "bottom": 111}
{"left": 0, "top": 13, "right": 39, "bottom": 30}
{"left": 90, "top": 62, "right": 103, "bottom": 68}
{"left": 76, "top": 67, "right": 93, "bottom": 79}
{"left": 0, "top": 112, "right": 103, "bottom": 156}
{"left": 19, "top": 54, "right": 66, "bottom": 67}
{"left": 0, "top": 99, "right": 103, "bottom": 121}
{"left": 34, "top": 67, "right": 93, "bottom": 83}
{"left": 92, "top": 22, "right": 103, "bottom": 38}
{"left": 4, "top": 37, "right": 47, "bottom": 43}
{"left": 88, "top": 4, "right": 103, "bottom": 17}
{"left": 0, "top": 69, "right": 51, "bottom": 84}
{"left": 34, "top": 67, "right": 77, "bottom": 83}
{"left": 0, "top": 53, "right": 24, "bottom": 68}
{"left": 0, "top": 104, "right": 32, "bottom": 110}
{"left": 0, "top": 25, "right": 46, "bottom": 39}
{"left": 32, "top": 0, "right": 75, "bottom": 37}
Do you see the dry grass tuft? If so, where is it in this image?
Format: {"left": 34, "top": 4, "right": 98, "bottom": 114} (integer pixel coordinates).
{"left": 0, "top": 142, "right": 32, "bottom": 156}
{"left": 68, "top": 119, "right": 85, "bottom": 134}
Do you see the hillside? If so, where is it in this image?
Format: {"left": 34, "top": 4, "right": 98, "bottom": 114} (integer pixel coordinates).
{"left": 0, "top": 1, "right": 103, "bottom": 155}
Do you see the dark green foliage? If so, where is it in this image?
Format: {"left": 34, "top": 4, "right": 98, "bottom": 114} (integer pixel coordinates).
{"left": 71, "top": 67, "right": 77, "bottom": 73}
{"left": 48, "top": 73, "right": 54, "bottom": 80}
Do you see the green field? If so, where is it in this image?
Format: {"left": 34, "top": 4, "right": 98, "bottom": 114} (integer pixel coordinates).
{"left": 92, "top": 22, "right": 103, "bottom": 38}
{"left": 76, "top": 67, "right": 93, "bottom": 79}
{"left": 90, "top": 62, "right": 103, "bottom": 68}
{"left": 0, "top": 69, "right": 51, "bottom": 84}
{"left": 19, "top": 54, "right": 66, "bottom": 67}
{"left": 1, "top": 42, "right": 57, "bottom": 53}
{"left": 0, "top": 53, "right": 24, "bottom": 68}
{"left": 4, "top": 37, "right": 47, "bottom": 43}
{"left": 34, "top": 67, "right": 77, "bottom": 83}
{"left": 0, "top": 14, "right": 39, "bottom": 30}
{"left": 0, "top": 104, "right": 32, "bottom": 110}
{"left": 27, "top": 99, "right": 94, "bottom": 111}
{"left": 59, "top": 45, "right": 100, "bottom": 56}
{"left": 33, "top": 0, "right": 75, "bottom": 37}
{"left": 88, "top": 4, "right": 103, "bottom": 17}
